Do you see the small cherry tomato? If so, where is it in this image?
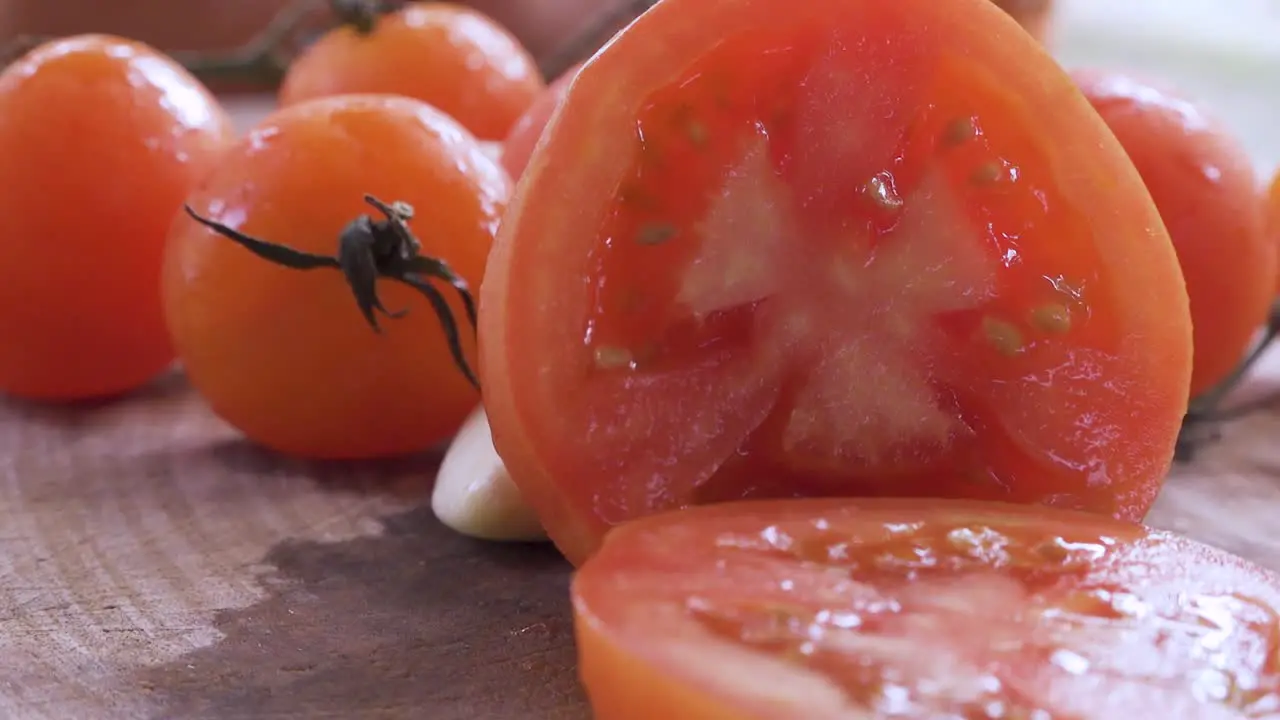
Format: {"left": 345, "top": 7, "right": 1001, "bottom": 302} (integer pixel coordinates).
{"left": 480, "top": 0, "right": 1192, "bottom": 565}
{"left": 163, "top": 94, "right": 509, "bottom": 460}
{"left": 501, "top": 63, "right": 582, "bottom": 180}
{"left": 278, "top": 2, "right": 546, "bottom": 141}
{"left": 574, "top": 497, "right": 1280, "bottom": 719}
{"left": 1074, "top": 71, "right": 1274, "bottom": 400}
{"left": 1268, "top": 170, "right": 1280, "bottom": 293}
{"left": 992, "top": 0, "right": 1054, "bottom": 42}
{"left": 0, "top": 34, "right": 234, "bottom": 401}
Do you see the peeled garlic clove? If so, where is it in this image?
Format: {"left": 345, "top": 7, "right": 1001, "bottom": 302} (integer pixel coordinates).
{"left": 432, "top": 405, "right": 546, "bottom": 542}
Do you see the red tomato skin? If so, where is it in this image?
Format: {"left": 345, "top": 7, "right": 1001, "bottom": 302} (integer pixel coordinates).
{"left": 500, "top": 62, "right": 582, "bottom": 180}
{"left": 277, "top": 2, "right": 546, "bottom": 141}
{"left": 481, "top": 0, "right": 1192, "bottom": 566}
{"left": 1269, "top": 170, "right": 1280, "bottom": 294}
{"left": 165, "top": 94, "right": 506, "bottom": 459}
{"left": 0, "top": 34, "right": 234, "bottom": 401}
{"left": 1073, "top": 70, "right": 1273, "bottom": 400}
{"left": 574, "top": 498, "right": 1280, "bottom": 719}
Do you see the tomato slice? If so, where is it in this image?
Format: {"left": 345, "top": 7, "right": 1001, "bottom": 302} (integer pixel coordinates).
{"left": 480, "top": 0, "right": 1192, "bottom": 564}
{"left": 573, "top": 498, "right": 1280, "bottom": 719}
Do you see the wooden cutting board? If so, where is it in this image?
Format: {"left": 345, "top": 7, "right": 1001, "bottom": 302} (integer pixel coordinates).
{"left": 2, "top": 352, "right": 1280, "bottom": 719}
{"left": 5, "top": 70, "right": 1280, "bottom": 716}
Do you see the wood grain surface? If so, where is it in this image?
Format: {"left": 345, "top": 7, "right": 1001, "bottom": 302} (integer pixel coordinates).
{"left": 2, "top": 350, "right": 1279, "bottom": 719}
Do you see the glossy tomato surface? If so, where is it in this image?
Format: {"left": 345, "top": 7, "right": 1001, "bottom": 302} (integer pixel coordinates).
{"left": 500, "top": 63, "right": 581, "bottom": 180}
{"left": 278, "top": 2, "right": 546, "bottom": 141}
{"left": 0, "top": 34, "right": 234, "bottom": 401}
{"left": 1269, "top": 170, "right": 1280, "bottom": 293}
{"left": 574, "top": 498, "right": 1280, "bottom": 719}
{"left": 164, "top": 94, "right": 508, "bottom": 459}
{"left": 479, "top": 0, "right": 1193, "bottom": 565}
{"left": 1074, "top": 71, "right": 1274, "bottom": 400}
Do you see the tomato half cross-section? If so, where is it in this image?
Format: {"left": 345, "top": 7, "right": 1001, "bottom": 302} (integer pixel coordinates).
{"left": 479, "top": 0, "right": 1193, "bottom": 565}
{"left": 573, "top": 498, "right": 1280, "bottom": 719}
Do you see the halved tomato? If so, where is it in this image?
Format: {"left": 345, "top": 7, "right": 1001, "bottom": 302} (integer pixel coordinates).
{"left": 574, "top": 498, "right": 1280, "bottom": 719}
{"left": 480, "top": 0, "right": 1192, "bottom": 565}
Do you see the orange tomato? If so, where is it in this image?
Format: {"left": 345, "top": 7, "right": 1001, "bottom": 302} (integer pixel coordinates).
{"left": 1269, "top": 170, "right": 1280, "bottom": 293}
{"left": 501, "top": 63, "right": 581, "bottom": 180}
{"left": 574, "top": 497, "right": 1280, "bottom": 718}
{"left": 0, "top": 34, "right": 234, "bottom": 402}
{"left": 163, "top": 94, "right": 509, "bottom": 459}
{"left": 480, "top": 0, "right": 1191, "bottom": 565}
{"left": 1074, "top": 71, "right": 1274, "bottom": 400}
{"left": 278, "top": 2, "right": 546, "bottom": 141}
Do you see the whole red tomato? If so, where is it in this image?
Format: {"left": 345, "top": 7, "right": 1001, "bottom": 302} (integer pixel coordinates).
{"left": 1074, "top": 71, "right": 1275, "bottom": 401}
{"left": 0, "top": 35, "right": 234, "bottom": 401}
{"left": 163, "top": 94, "right": 508, "bottom": 460}
{"left": 1269, "top": 170, "right": 1280, "bottom": 293}
{"left": 278, "top": 2, "right": 547, "bottom": 141}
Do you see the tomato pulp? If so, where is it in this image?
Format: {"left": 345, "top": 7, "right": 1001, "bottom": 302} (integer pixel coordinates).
{"left": 574, "top": 498, "right": 1280, "bottom": 719}
{"left": 481, "top": 0, "right": 1193, "bottom": 564}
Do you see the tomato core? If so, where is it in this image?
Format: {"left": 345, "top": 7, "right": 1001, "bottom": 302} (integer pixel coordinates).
{"left": 571, "top": 31, "right": 1140, "bottom": 516}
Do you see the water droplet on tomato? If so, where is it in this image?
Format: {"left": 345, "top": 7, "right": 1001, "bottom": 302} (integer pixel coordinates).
{"left": 1048, "top": 647, "right": 1091, "bottom": 675}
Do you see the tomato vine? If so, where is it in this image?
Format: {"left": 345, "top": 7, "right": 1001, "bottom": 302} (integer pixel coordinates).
{"left": 183, "top": 196, "right": 482, "bottom": 390}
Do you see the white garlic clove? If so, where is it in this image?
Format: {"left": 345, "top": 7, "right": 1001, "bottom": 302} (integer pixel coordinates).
{"left": 432, "top": 405, "right": 547, "bottom": 542}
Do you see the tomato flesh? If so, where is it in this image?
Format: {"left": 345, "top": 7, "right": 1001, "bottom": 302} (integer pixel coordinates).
{"left": 574, "top": 498, "right": 1280, "bottom": 719}
{"left": 480, "top": 0, "right": 1192, "bottom": 564}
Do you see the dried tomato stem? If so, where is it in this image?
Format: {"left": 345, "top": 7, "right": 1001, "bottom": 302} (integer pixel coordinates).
{"left": 1175, "top": 297, "right": 1280, "bottom": 462}
{"left": 330, "top": 0, "right": 399, "bottom": 35}
{"left": 182, "top": 196, "right": 481, "bottom": 391}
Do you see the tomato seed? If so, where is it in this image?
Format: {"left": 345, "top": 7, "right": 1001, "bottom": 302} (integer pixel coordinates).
{"left": 865, "top": 172, "right": 904, "bottom": 211}
{"left": 982, "top": 317, "right": 1024, "bottom": 356}
{"left": 686, "top": 120, "right": 710, "bottom": 147}
{"left": 1030, "top": 303, "right": 1072, "bottom": 334}
{"left": 1031, "top": 537, "right": 1073, "bottom": 563}
{"left": 941, "top": 116, "right": 978, "bottom": 147}
{"left": 637, "top": 222, "right": 677, "bottom": 245}
{"left": 970, "top": 161, "right": 1005, "bottom": 185}
{"left": 593, "top": 345, "right": 635, "bottom": 369}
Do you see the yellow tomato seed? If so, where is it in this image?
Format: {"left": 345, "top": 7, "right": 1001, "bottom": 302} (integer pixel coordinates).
{"left": 686, "top": 120, "right": 709, "bottom": 147}
{"left": 637, "top": 222, "right": 677, "bottom": 246}
{"left": 1031, "top": 303, "right": 1072, "bottom": 334}
{"left": 941, "top": 116, "right": 977, "bottom": 146}
{"left": 971, "top": 161, "right": 1004, "bottom": 185}
{"left": 593, "top": 346, "right": 635, "bottom": 369}
{"left": 982, "top": 317, "right": 1023, "bottom": 356}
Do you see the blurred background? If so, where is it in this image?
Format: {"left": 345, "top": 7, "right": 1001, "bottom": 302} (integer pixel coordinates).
{"left": 1, "top": 0, "right": 1277, "bottom": 168}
